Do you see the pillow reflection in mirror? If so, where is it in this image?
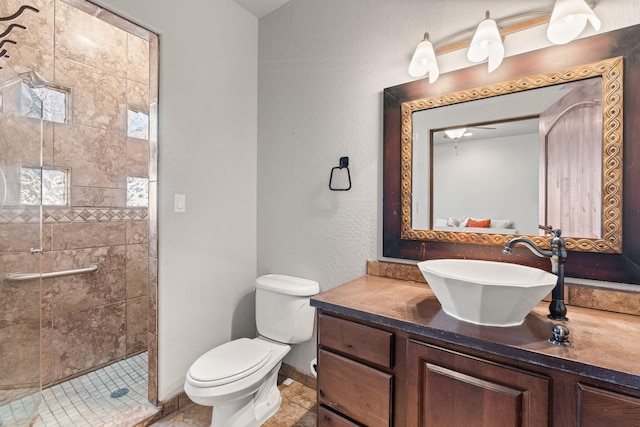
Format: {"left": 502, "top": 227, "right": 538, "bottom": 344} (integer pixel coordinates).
{"left": 467, "top": 218, "right": 491, "bottom": 228}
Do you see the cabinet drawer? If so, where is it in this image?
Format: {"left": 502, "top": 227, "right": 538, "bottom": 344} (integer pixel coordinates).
{"left": 579, "top": 383, "right": 640, "bottom": 426}
{"left": 318, "top": 406, "right": 360, "bottom": 427}
{"left": 318, "top": 314, "right": 393, "bottom": 368}
{"left": 318, "top": 349, "right": 392, "bottom": 427}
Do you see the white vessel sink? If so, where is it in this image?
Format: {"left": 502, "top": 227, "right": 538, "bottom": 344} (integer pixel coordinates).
{"left": 418, "top": 259, "right": 557, "bottom": 327}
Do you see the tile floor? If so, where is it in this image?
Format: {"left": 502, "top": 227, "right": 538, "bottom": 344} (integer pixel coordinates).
{"left": 150, "top": 379, "right": 317, "bottom": 427}
{"left": 1, "top": 354, "right": 316, "bottom": 427}
{"left": 0, "top": 352, "right": 156, "bottom": 427}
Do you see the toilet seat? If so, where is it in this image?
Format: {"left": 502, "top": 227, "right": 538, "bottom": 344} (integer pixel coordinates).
{"left": 187, "top": 338, "right": 272, "bottom": 387}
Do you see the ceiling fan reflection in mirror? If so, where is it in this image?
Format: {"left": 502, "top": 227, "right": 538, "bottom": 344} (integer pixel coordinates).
{"left": 442, "top": 126, "right": 497, "bottom": 154}
{"left": 443, "top": 125, "right": 496, "bottom": 140}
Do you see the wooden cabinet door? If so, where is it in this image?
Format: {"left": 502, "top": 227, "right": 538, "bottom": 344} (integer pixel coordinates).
{"left": 578, "top": 383, "right": 640, "bottom": 426}
{"left": 406, "top": 340, "right": 549, "bottom": 427}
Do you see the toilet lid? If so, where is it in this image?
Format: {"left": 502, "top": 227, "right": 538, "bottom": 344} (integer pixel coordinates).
{"left": 187, "top": 338, "right": 272, "bottom": 387}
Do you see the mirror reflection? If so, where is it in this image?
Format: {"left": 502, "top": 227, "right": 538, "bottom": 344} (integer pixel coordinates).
{"left": 413, "top": 78, "right": 603, "bottom": 238}
{"left": 412, "top": 77, "right": 603, "bottom": 240}
{"left": 428, "top": 118, "right": 542, "bottom": 236}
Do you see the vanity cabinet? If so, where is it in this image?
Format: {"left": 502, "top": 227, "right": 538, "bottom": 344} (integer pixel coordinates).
{"left": 405, "top": 340, "right": 549, "bottom": 426}
{"left": 317, "top": 314, "right": 394, "bottom": 427}
{"left": 312, "top": 276, "right": 640, "bottom": 427}
{"left": 317, "top": 310, "right": 640, "bottom": 427}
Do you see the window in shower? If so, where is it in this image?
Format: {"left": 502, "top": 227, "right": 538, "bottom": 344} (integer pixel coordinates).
{"left": 20, "top": 166, "right": 69, "bottom": 206}
{"left": 127, "top": 106, "right": 149, "bottom": 140}
{"left": 21, "top": 82, "right": 71, "bottom": 124}
{"left": 127, "top": 176, "right": 149, "bottom": 207}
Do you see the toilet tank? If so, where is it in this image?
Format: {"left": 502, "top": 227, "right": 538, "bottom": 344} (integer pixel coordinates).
{"left": 255, "top": 274, "right": 320, "bottom": 344}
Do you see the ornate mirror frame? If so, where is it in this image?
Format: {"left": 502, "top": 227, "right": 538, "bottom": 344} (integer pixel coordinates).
{"left": 401, "top": 57, "right": 623, "bottom": 253}
{"left": 383, "top": 24, "right": 640, "bottom": 284}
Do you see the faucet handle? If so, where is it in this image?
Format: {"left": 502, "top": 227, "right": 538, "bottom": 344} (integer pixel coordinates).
{"left": 539, "top": 225, "right": 562, "bottom": 238}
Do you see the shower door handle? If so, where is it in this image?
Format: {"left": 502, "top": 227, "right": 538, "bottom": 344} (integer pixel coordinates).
{"left": 4, "top": 263, "right": 101, "bottom": 282}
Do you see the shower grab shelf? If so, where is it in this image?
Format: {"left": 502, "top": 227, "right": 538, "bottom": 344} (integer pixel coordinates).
{"left": 3, "top": 263, "right": 101, "bottom": 282}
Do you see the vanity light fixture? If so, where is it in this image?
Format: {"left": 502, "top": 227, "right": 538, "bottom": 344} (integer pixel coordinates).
{"left": 467, "top": 11, "right": 504, "bottom": 73}
{"left": 547, "top": 0, "right": 601, "bottom": 45}
{"left": 408, "top": 0, "right": 599, "bottom": 82}
{"left": 408, "top": 32, "right": 439, "bottom": 82}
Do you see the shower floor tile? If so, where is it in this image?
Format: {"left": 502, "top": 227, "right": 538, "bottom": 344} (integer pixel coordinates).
{"left": 0, "top": 389, "right": 40, "bottom": 427}
{"left": 0, "top": 352, "right": 156, "bottom": 427}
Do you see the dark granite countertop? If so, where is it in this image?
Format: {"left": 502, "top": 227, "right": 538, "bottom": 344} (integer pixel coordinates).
{"left": 311, "top": 275, "right": 640, "bottom": 390}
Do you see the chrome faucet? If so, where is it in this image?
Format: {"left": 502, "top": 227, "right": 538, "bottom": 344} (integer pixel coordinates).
{"left": 503, "top": 226, "right": 568, "bottom": 321}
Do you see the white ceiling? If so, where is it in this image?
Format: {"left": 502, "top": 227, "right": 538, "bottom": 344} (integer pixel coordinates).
{"left": 233, "top": 0, "right": 291, "bottom": 18}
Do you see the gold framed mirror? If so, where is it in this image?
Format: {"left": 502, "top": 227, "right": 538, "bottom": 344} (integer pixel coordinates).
{"left": 400, "top": 56, "right": 623, "bottom": 253}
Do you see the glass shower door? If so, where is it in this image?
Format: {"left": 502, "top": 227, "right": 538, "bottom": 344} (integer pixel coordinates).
{"left": 0, "top": 71, "right": 44, "bottom": 426}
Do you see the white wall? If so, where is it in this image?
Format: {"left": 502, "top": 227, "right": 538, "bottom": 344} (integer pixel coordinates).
{"left": 433, "top": 134, "right": 540, "bottom": 236}
{"left": 92, "top": 0, "right": 258, "bottom": 400}
{"left": 257, "top": 0, "right": 640, "bottom": 373}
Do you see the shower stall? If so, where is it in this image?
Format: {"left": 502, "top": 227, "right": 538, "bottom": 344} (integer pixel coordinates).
{"left": 0, "top": 68, "right": 44, "bottom": 427}
{"left": 0, "top": 1, "right": 158, "bottom": 425}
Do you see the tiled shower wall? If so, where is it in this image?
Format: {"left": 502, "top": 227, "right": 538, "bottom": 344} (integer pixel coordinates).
{"left": 0, "top": 0, "right": 151, "bottom": 388}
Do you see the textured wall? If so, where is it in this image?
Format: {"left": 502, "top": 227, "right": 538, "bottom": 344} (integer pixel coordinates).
{"left": 257, "top": 0, "right": 640, "bottom": 373}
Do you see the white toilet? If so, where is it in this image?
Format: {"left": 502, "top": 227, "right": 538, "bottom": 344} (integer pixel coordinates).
{"left": 184, "top": 274, "right": 320, "bottom": 427}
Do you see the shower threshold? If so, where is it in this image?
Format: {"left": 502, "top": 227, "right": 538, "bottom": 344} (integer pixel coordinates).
{"left": 2, "top": 352, "right": 158, "bottom": 427}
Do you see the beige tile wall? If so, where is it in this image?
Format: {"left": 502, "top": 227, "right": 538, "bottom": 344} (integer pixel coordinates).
{"left": 0, "top": 0, "right": 152, "bottom": 389}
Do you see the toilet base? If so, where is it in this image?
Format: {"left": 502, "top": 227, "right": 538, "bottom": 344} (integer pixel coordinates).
{"left": 208, "top": 362, "right": 282, "bottom": 427}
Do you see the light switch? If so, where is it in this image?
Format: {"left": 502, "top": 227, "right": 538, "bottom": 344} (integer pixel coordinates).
{"left": 174, "top": 194, "right": 186, "bottom": 213}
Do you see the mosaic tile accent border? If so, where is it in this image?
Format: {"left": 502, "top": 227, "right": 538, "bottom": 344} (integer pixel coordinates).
{"left": 0, "top": 207, "right": 148, "bottom": 224}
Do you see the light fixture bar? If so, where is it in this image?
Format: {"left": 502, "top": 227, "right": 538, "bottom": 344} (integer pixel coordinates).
{"left": 433, "top": 1, "right": 595, "bottom": 55}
